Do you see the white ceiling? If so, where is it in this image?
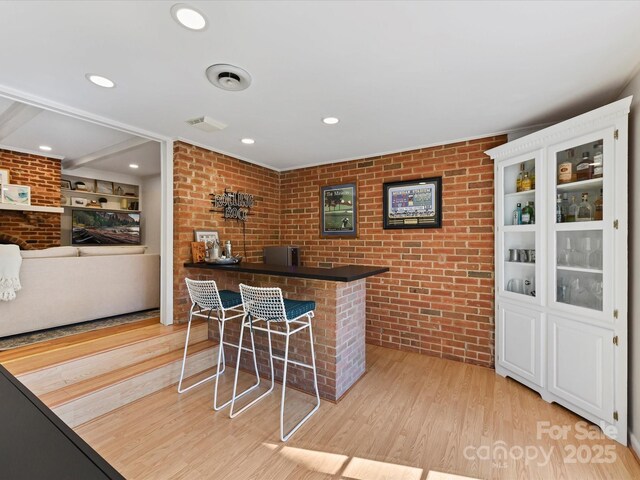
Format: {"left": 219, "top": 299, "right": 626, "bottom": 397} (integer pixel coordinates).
{"left": 0, "top": 1, "right": 639, "bottom": 171}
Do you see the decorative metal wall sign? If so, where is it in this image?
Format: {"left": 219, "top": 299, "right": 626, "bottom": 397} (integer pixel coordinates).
{"left": 210, "top": 189, "right": 254, "bottom": 221}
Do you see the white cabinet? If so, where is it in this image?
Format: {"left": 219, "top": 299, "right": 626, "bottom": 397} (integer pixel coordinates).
{"left": 486, "top": 96, "right": 631, "bottom": 445}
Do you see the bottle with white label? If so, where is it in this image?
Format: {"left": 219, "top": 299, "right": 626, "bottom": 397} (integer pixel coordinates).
{"left": 592, "top": 142, "right": 603, "bottom": 178}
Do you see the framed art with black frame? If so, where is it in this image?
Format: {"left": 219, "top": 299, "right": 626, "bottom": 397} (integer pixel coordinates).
{"left": 382, "top": 177, "right": 442, "bottom": 229}
{"left": 320, "top": 182, "right": 357, "bottom": 238}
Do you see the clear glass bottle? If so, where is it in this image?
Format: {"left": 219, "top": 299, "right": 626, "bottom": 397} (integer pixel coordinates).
{"left": 558, "top": 237, "right": 572, "bottom": 266}
{"left": 576, "top": 152, "right": 592, "bottom": 181}
{"left": 589, "top": 239, "right": 603, "bottom": 270}
{"left": 561, "top": 193, "right": 569, "bottom": 219}
{"left": 521, "top": 170, "right": 532, "bottom": 191}
{"left": 556, "top": 194, "right": 564, "bottom": 223}
{"left": 531, "top": 165, "right": 536, "bottom": 190}
{"left": 516, "top": 163, "right": 525, "bottom": 192}
{"left": 558, "top": 152, "right": 574, "bottom": 184}
{"left": 592, "top": 142, "right": 603, "bottom": 179}
{"left": 512, "top": 203, "right": 522, "bottom": 225}
{"left": 594, "top": 189, "right": 603, "bottom": 221}
{"left": 567, "top": 195, "right": 578, "bottom": 222}
{"left": 576, "top": 193, "right": 592, "bottom": 221}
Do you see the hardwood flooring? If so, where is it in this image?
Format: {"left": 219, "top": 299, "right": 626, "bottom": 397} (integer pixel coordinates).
{"left": 75, "top": 345, "right": 640, "bottom": 480}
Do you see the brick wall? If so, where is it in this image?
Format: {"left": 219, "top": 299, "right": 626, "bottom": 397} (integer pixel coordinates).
{"left": 0, "top": 149, "right": 61, "bottom": 249}
{"left": 280, "top": 136, "right": 507, "bottom": 367}
{"left": 173, "top": 141, "right": 281, "bottom": 322}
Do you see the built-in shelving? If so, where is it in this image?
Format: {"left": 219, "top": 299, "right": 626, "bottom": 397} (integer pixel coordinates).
{"left": 63, "top": 206, "right": 140, "bottom": 214}
{"left": 61, "top": 188, "right": 138, "bottom": 201}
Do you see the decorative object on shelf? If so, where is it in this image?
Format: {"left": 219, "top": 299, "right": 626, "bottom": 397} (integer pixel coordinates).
{"left": 320, "top": 182, "right": 357, "bottom": 238}
{"left": 95, "top": 180, "right": 114, "bottom": 195}
{"left": 212, "top": 255, "right": 242, "bottom": 265}
{"left": 71, "top": 197, "right": 88, "bottom": 207}
{"left": 210, "top": 189, "right": 254, "bottom": 222}
{"left": 383, "top": 177, "right": 442, "bottom": 229}
{"left": 98, "top": 197, "right": 108, "bottom": 207}
{"left": 60, "top": 179, "right": 71, "bottom": 190}
{"left": 128, "top": 201, "right": 139, "bottom": 211}
{"left": 115, "top": 185, "right": 125, "bottom": 196}
{"left": 0, "top": 168, "right": 9, "bottom": 185}
{"left": 74, "top": 181, "right": 88, "bottom": 191}
{"left": 86, "top": 200, "right": 101, "bottom": 208}
{"left": 191, "top": 242, "right": 206, "bottom": 263}
{"left": 194, "top": 230, "right": 219, "bottom": 245}
{"left": 1, "top": 184, "right": 31, "bottom": 206}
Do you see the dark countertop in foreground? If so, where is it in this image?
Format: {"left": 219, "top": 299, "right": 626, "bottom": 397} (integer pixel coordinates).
{"left": 184, "top": 262, "right": 389, "bottom": 282}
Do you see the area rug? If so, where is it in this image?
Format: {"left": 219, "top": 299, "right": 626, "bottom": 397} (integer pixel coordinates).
{"left": 0, "top": 309, "right": 160, "bottom": 351}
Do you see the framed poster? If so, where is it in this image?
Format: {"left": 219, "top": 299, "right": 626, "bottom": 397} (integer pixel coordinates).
{"left": 194, "top": 230, "right": 219, "bottom": 246}
{"left": 320, "top": 182, "right": 357, "bottom": 238}
{"left": 95, "top": 180, "right": 114, "bottom": 195}
{"left": 1, "top": 184, "right": 31, "bottom": 206}
{"left": 383, "top": 177, "right": 442, "bottom": 229}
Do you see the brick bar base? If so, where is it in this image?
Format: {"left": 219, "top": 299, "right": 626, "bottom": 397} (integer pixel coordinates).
{"left": 185, "top": 270, "right": 366, "bottom": 402}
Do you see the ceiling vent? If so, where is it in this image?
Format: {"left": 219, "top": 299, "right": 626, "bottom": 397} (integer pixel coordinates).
{"left": 206, "top": 64, "right": 252, "bottom": 91}
{"left": 185, "top": 116, "right": 227, "bottom": 132}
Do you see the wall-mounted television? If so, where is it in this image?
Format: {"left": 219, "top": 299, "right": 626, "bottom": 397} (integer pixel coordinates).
{"left": 72, "top": 210, "right": 141, "bottom": 245}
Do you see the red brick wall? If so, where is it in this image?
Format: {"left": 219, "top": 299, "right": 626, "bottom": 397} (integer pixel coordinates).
{"left": 173, "top": 141, "right": 281, "bottom": 322}
{"left": 280, "top": 136, "right": 507, "bottom": 367}
{"left": 0, "top": 149, "right": 61, "bottom": 249}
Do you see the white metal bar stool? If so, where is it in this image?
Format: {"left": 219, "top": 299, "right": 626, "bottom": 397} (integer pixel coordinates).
{"left": 179, "top": 278, "right": 260, "bottom": 411}
{"left": 230, "top": 284, "right": 320, "bottom": 441}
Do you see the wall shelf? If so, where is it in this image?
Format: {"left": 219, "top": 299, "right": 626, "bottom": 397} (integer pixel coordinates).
{"left": 0, "top": 203, "right": 64, "bottom": 214}
{"left": 61, "top": 189, "right": 138, "bottom": 201}
{"left": 63, "top": 206, "right": 140, "bottom": 214}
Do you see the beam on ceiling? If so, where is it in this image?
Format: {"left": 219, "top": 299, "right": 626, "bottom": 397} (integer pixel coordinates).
{"left": 0, "top": 101, "right": 43, "bottom": 141}
{"left": 63, "top": 137, "right": 151, "bottom": 170}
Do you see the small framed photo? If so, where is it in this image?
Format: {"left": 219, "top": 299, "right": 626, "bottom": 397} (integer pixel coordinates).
{"left": 1, "top": 184, "right": 31, "bottom": 205}
{"left": 383, "top": 176, "right": 442, "bottom": 229}
{"left": 194, "top": 230, "right": 219, "bottom": 245}
{"left": 60, "top": 179, "right": 72, "bottom": 190}
{"left": 0, "top": 169, "right": 9, "bottom": 185}
{"left": 71, "top": 197, "right": 88, "bottom": 207}
{"left": 320, "top": 182, "right": 357, "bottom": 238}
{"left": 95, "top": 180, "right": 114, "bottom": 195}
{"left": 191, "top": 242, "right": 206, "bottom": 263}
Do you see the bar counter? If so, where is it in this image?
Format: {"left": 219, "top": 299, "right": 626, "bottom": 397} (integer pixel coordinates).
{"left": 184, "top": 261, "right": 388, "bottom": 401}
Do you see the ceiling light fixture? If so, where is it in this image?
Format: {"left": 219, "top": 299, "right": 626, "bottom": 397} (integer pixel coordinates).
{"left": 241, "top": 138, "right": 255, "bottom": 145}
{"left": 38, "top": 145, "right": 52, "bottom": 152}
{"left": 322, "top": 117, "right": 340, "bottom": 125}
{"left": 86, "top": 74, "right": 115, "bottom": 88}
{"left": 171, "top": 4, "right": 207, "bottom": 30}
{"left": 129, "top": 164, "right": 139, "bottom": 169}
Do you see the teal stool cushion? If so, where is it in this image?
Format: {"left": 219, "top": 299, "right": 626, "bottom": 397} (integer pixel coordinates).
{"left": 219, "top": 290, "right": 242, "bottom": 309}
{"left": 283, "top": 299, "right": 316, "bottom": 320}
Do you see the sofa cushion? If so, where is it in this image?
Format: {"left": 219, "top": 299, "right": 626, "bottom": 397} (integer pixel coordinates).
{"left": 78, "top": 246, "right": 147, "bottom": 256}
{"left": 21, "top": 247, "right": 78, "bottom": 259}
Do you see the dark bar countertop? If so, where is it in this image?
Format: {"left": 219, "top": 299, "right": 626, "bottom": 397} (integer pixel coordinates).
{"left": 184, "top": 262, "right": 389, "bottom": 282}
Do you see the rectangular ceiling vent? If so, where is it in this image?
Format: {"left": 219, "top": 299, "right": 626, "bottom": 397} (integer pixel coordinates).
{"left": 185, "top": 116, "right": 227, "bottom": 132}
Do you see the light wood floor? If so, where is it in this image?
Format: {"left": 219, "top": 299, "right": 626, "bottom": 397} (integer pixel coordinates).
{"left": 75, "top": 345, "right": 640, "bottom": 480}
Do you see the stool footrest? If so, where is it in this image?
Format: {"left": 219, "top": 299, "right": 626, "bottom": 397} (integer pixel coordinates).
{"left": 271, "top": 355, "right": 315, "bottom": 370}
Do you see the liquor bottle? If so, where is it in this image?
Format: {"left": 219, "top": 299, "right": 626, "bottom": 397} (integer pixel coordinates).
{"left": 576, "top": 152, "right": 592, "bottom": 181}
{"left": 512, "top": 203, "right": 522, "bottom": 225}
{"left": 558, "top": 149, "right": 575, "bottom": 184}
{"left": 576, "top": 193, "right": 592, "bottom": 221}
{"left": 589, "top": 239, "right": 603, "bottom": 270}
{"left": 594, "top": 189, "right": 603, "bottom": 220}
{"left": 567, "top": 195, "right": 578, "bottom": 222}
{"left": 592, "top": 142, "right": 603, "bottom": 179}
{"left": 561, "top": 193, "right": 569, "bottom": 220}
{"left": 516, "top": 164, "right": 525, "bottom": 192}
{"left": 521, "top": 171, "right": 532, "bottom": 191}
{"left": 556, "top": 194, "right": 564, "bottom": 223}
{"left": 521, "top": 201, "right": 533, "bottom": 224}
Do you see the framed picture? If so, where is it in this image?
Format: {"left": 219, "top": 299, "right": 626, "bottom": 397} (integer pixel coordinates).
{"left": 95, "top": 180, "right": 114, "bottom": 195}
{"left": 60, "top": 179, "right": 72, "bottom": 190}
{"left": 1, "top": 184, "right": 31, "bottom": 206}
{"left": 194, "top": 230, "right": 219, "bottom": 246}
{"left": 0, "top": 169, "right": 9, "bottom": 185}
{"left": 320, "top": 182, "right": 357, "bottom": 238}
{"left": 383, "top": 177, "right": 442, "bottom": 229}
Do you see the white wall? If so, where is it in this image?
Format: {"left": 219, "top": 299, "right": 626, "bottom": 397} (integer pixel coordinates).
{"left": 619, "top": 70, "right": 640, "bottom": 453}
{"left": 141, "top": 174, "right": 161, "bottom": 254}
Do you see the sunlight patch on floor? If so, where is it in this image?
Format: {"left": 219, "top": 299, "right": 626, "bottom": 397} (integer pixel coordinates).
{"left": 426, "top": 471, "right": 480, "bottom": 480}
{"left": 342, "top": 457, "right": 423, "bottom": 480}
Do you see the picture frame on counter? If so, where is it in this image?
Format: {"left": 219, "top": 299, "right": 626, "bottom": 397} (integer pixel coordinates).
{"left": 320, "top": 182, "right": 357, "bottom": 238}
{"left": 1, "top": 184, "right": 31, "bottom": 206}
{"left": 383, "top": 176, "right": 442, "bottom": 229}
{"left": 95, "top": 180, "right": 114, "bottom": 195}
{"left": 194, "top": 230, "right": 219, "bottom": 245}
{"left": 0, "top": 169, "right": 10, "bottom": 185}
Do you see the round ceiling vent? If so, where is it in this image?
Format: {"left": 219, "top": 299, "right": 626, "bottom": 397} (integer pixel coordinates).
{"left": 206, "top": 64, "right": 252, "bottom": 91}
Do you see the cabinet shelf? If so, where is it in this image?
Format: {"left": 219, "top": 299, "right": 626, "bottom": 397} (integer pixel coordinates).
{"left": 504, "top": 189, "right": 535, "bottom": 198}
{"left": 61, "top": 189, "right": 138, "bottom": 201}
{"left": 502, "top": 224, "right": 536, "bottom": 232}
{"left": 556, "top": 177, "right": 603, "bottom": 192}
{"left": 62, "top": 206, "right": 140, "bottom": 214}
{"left": 557, "top": 265, "right": 603, "bottom": 274}
{"left": 555, "top": 221, "right": 603, "bottom": 231}
{"left": 505, "top": 261, "right": 535, "bottom": 267}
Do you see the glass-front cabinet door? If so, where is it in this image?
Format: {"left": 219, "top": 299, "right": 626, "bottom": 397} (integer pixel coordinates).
{"left": 548, "top": 128, "right": 614, "bottom": 319}
{"left": 498, "top": 150, "right": 542, "bottom": 304}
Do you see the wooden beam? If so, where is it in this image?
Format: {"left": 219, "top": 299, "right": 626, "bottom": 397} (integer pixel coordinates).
{"left": 63, "top": 137, "right": 151, "bottom": 170}
{"left": 0, "top": 101, "right": 43, "bottom": 140}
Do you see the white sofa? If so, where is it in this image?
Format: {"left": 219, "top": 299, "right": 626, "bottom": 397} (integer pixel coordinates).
{"left": 0, "top": 246, "right": 160, "bottom": 338}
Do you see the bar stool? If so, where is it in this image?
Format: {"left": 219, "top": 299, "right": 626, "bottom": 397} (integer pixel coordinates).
{"left": 178, "top": 278, "right": 260, "bottom": 411}
{"left": 230, "top": 284, "right": 320, "bottom": 442}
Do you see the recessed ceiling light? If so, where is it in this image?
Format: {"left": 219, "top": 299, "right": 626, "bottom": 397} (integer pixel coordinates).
{"left": 86, "top": 74, "right": 115, "bottom": 88}
{"left": 241, "top": 138, "right": 255, "bottom": 145}
{"left": 171, "top": 4, "right": 207, "bottom": 30}
{"left": 38, "top": 145, "right": 52, "bottom": 152}
{"left": 129, "top": 164, "right": 139, "bottom": 169}
{"left": 322, "top": 117, "right": 340, "bottom": 125}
